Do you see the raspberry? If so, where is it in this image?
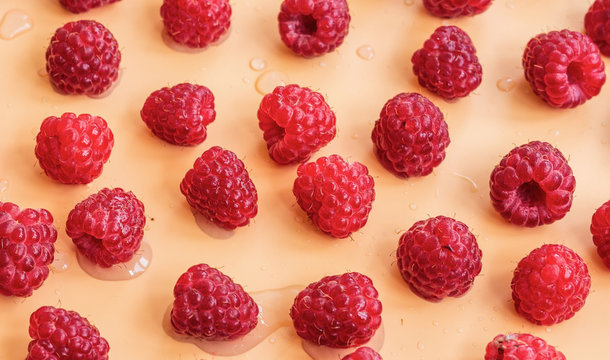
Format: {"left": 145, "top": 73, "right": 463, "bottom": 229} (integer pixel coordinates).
{"left": 342, "top": 347, "right": 383, "bottom": 360}
{"left": 27, "top": 306, "right": 109, "bottom": 360}
{"left": 585, "top": 0, "right": 610, "bottom": 56}
{"left": 180, "top": 146, "right": 258, "bottom": 229}
{"left": 66, "top": 188, "right": 145, "bottom": 268}
{"left": 371, "top": 93, "right": 450, "bottom": 178}
{"left": 0, "top": 202, "right": 57, "bottom": 297}
{"left": 293, "top": 155, "right": 375, "bottom": 238}
{"left": 423, "top": 0, "right": 492, "bottom": 18}
{"left": 278, "top": 0, "right": 351, "bottom": 57}
{"left": 171, "top": 263, "right": 258, "bottom": 340}
{"left": 141, "top": 83, "right": 216, "bottom": 146}
{"left": 290, "top": 272, "right": 382, "bottom": 348}
{"left": 591, "top": 199, "right": 610, "bottom": 268}
{"left": 523, "top": 29, "right": 606, "bottom": 108}
{"left": 411, "top": 25, "right": 482, "bottom": 99}
{"left": 161, "top": 0, "right": 231, "bottom": 48}
{"left": 45, "top": 20, "right": 121, "bottom": 96}
{"left": 511, "top": 244, "right": 591, "bottom": 325}
{"left": 59, "top": 0, "right": 120, "bottom": 13}
{"left": 35, "top": 113, "right": 114, "bottom": 185}
{"left": 257, "top": 84, "right": 336, "bottom": 164}
{"left": 485, "top": 333, "right": 566, "bottom": 360}
{"left": 489, "top": 141, "right": 575, "bottom": 227}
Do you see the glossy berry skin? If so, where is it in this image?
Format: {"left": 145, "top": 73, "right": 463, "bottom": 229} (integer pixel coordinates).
{"left": 161, "top": 0, "right": 231, "bottom": 48}
{"left": 258, "top": 84, "right": 336, "bottom": 164}
{"left": 485, "top": 333, "right": 566, "bottom": 360}
{"left": 586, "top": 0, "right": 610, "bottom": 56}
{"left": 66, "top": 188, "right": 145, "bottom": 268}
{"left": 591, "top": 200, "right": 610, "bottom": 268}
{"left": 342, "top": 347, "right": 383, "bottom": 360}
{"left": 171, "top": 263, "right": 258, "bottom": 340}
{"left": 290, "top": 272, "right": 382, "bottom": 348}
{"left": 511, "top": 244, "right": 591, "bottom": 325}
{"left": 489, "top": 141, "right": 575, "bottom": 227}
{"left": 59, "top": 0, "right": 120, "bottom": 13}
{"left": 423, "top": 0, "right": 492, "bottom": 18}
{"left": 278, "top": 0, "right": 351, "bottom": 57}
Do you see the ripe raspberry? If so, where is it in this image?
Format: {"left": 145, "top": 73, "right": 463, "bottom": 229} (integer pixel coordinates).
{"left": 290, "top": 272, "right": 382, "bottom": 348}
{"left": 293, "top": 155, "right": 375, "bottom": 238}
{"left": 0, "top": 202, "right": 57, "bottom": 297}
{"left": 257, "top": 84, "right": 336, "bottom": 164}
{"left": 59, "top": 0, "right": 120, "bottom": 13}
{"left": 45, "top": 20, "right": 121, "bottom": 96}
{"left": 489, "top": 141, "right": 575, "bottom": 227}
{"left": 342, "top": 347, "right": 383, "bottom": 360}
{"left": 423, "top": 0, "right": 492, "bottom": 18}
{"left": 66, "top": 188, "right": 145, "bottom": 268}
{"left": 591, "top": 199, "right": 610, "bottom": 268}
{"left": 371, "top": 93, "right": 450, "bottom": 178}
{"left": 585, "top": 0, "right": 610, "bottom": 56}
{"left": 485, "top": 333, "right": 566, "bottom": 360}
{"left": 511, "top": 244, "right": 591, "bottom": 325}
{"left": 35, "top": 113, "right": 114, "bottom": 185}
{"left": 411, "top": 25, "right": 482, "bottom": 99}
{"left": 27, "top": 306, "right": 109, "bottom": 360}
{"left": 523, "top": 29, "right": 606, "bottom": 108}
{"left": 161, "top": 0, "right": 231, "bottom": 48}
{"left": 180, "top": 146, "right": 258, "bottom": 229}
{"left": 171, "top": 263, "right": 258, "bottom": 340}
{"left": 278, "top": 0, "right": 351, "bottom": 57}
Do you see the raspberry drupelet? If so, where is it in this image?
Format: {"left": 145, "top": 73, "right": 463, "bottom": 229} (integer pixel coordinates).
{"left": 423, "top": 0, "right": 492, "bottom": 18}
{"left": 161, "top": 0, "right": 231, "bottom": 48}
{"left": 59, "top": 0, "right": 120, "bottom": 13}
{"left": 342, "top": 347, "right": 383, "bottom": 360}
{"left": 484, "top": 333, "right": 566, "bottom": 360}
{"left": 590, "top": 199, "right": 610, "bottom": 268}
{"left": 585, "top": 0, "right": 610, "bottom": 56}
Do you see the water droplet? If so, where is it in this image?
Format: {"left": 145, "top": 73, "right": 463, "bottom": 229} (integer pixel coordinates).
{"left": 457, "top": 328, "right": 464, "bottom": 334}
{"left": 268, "top": 337, "right": 276, "bottom": 344}
{"left": 404, "top": 0, "right": 415, "bottom": 5}
{"left": 50, "top": 251, "right": 70, "bottom": 273}
{"left": 242, "top": 77, "right": 251, "bottom": 84}
{"left": 547, "top": 129, "right": 559, "bottom": 136}
{"left": 260, "top": 265, "right": 268, "bottom": 271}
{"left": 319, "top": 61, "right": 327, "bottom": 68}
{"left": 483, "top": 326, "right": 489, "bottom": 331}
{"left": 546, "top": 327, "right": 552, "bottom": 333}
{"left": 409, "top": 203, "right": 417, "bottom": 210}
{"left": 432, "top": 321, "right": 439, "bottom": 327}
{"left": 452, "top": 172, "right": 478, "bottom": 192}
{"left": 356, "top": 45, "right": 375, "bottom": 61}
{"left": 0, "top": 9, "right": 33, "bottom": 40}
{"left": 496, "top": 77, "right": 516, "bottom": 92}
{"left": 441, "top": 19, "right": 450, "bottom": 25}
{"left": 255, "top": 71, "right": 288, "bottom": 95}
{"left": 417, "top": 342, "right": 425, "bottom": 350}
{"left": 0, "top": 179, "right": 8, "bottom": 193}
{"left": 249, "top": 58, "right": 267, "bottom": 71}
{"left": 351, "top": 133, "right": 360, "bottom": 139}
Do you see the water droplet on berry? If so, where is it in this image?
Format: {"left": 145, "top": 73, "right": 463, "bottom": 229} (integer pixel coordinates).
{"left": 249, "top": 58, "right": 267, "bottom": 71}
{"left": 404, "top": 0, "right": 415, "bottom": 5}
{"left": 50, "top": 250, "right": 70, "bottom": 273}
{"left": 0, "top": 9, "right": 33, "bottom": 40}
{"left": 409, "top": 203, "right": 417, "bottom": 210}
{"left": 356, "top": 45, "right": 375, "bottom": 61}
{"left": 417, "top": 342, "right": 425, "bottom": 350}
{"left": 302, "top": 323, "right": 385, "bottom": 360}
{"left": 255, "top": 71, "right": 288, "bottom": 95}
{"left": 496, "top": 77, "right": 516, "bottom": 92}
{"left": 76, "top": 240, "right": 152, "bottom": 281}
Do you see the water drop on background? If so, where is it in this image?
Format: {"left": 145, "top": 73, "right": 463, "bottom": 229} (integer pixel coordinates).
{"left": 249, "top": 58, "right": 267, "bottom": 71}
{"left": 356, "top": 45, "right": 375, "bottom": 61}
{"left": 404, "top": 0, "right": 415, "bottom": 5}
{"left": 0, "top": 10, "right": 33, "bottom": 40}
{"left": 496, "top": 77, "right": 516, "bottom": 92}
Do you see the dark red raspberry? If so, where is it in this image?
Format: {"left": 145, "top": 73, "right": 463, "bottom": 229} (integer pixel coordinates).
{"left": 27, "top": 306, "right": 109, "bottom": 360}
{"left": 586, "top": 0, "right": 610, "bottom": 56}
{"left": 257, "top": 84, "right": 336, "bottom": 164}
{"left": 278, "top": 0, "right": 351, "bottom": 57}
{"left": 171, "top": 263, "right": 258, "bottom": 340}
{"left": 180, "top": 146, "right": 258, "bottom": 229}
{"left": 411, "top": 25, "right": 482, "bottom": 100}
{"left": 485, "top": 333, "right": 566, "bottom": 360}
{"left": 66, "top": 188, "right": 145, "bottom": 268}
{"left": 489, "top": 141, "right": 575, "bottom": 227}
{"left": 59, "top": 0, "right": 120, "bottom": 13}
{"left": 342, "top": 347, "right": 383, "bottom": 360}
{"left": 290, "top": 272, "right": 382, "bottom": 348}
{"left": 423, "top": 0, "right": 492, "bottom": 18}
{"left": 591, "top": 199, "right": 610, "bottom": 268}
{"left": 511, "top": 244, "right": 591, "bottom": 325}
{"left": 523, "top": 29, "right": 606, "bottom": 108}
{"left": 161, "top": 0, "right": 231, "bottom": 48}
{"left": 45, "top": 20, "right": 121, "bottom": 96}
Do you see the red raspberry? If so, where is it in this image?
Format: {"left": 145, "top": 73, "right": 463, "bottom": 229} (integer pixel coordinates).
{"left": 180, "top": 146, "right": 258, "bottom": 229}
{"left": 45, "top": 20, "right": 121, "bottom": 96}
{"left": 591, "top": 199, "right": 610, "bottom": 268}
{"left": 511, "top": 244, "right": 591, "bottom": 325}
{"left": 489, "top": 141, "right": 575, "bottom": 227}
{"left": 485, "top": 333, "right": 566, "bottom": 360}
{"left": 423, "top": 0, "right": 492, "bottom": 18}
{"left": 371, "top": 93, "right": 450, "bottom": 178}
{"left": 161, "top": 0, "right": 231, "bottom": 48}
{"left": 586, "top": 0, "right": 610, "bottom": 56}
{"left": 411, "top": 25, "right": 482, "bottom": 100}
{"left": 171, "top": 263, "right": 258, "bottom": 340}
{"left": 0, "top": 202, "right": 56, "bottom": 297}
{"left": 257, "top": 84, "right": 336, "bottom": 164}
{"left": 523, "top": 29, "right": 606, "bottom": 108}
{"left": 35, "top": 113, "right": 114, "bottom": 185}
{"left": 342, "top": 347, "right": 383, "bottom": 360}
{"left": 27, "top": 306, "right": 109, "bottom": 360}
{"left": 59, "top": 0, "right": 120, "bottom": 13}
{"left": 278, "top": 0, "right": 351, "bottom": 57}
{"left": 290, "top": 272, "right": 382, "bottom": 348}
{"left": 66, "top": 188, "right": 145, "bottom": 268}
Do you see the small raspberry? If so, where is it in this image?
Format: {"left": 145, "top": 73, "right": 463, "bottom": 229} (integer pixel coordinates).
{"left": 290, "top": 272, "right": 383, "bottom": 348}
{"left": 257, "top": 84, "right": 336, "bottom": 164}
{"left": 66, "top": 188, "right": 145, "bottom": 268}
{"left": 489, "top": 141, "right": 575, "bottom": 227}
{"left": 161, "top": 0, "right": 231, "bottom": 48}
{"left": 586, "top": 0, "right": 610, "bottom": 56}
{"left": 590, "top": 199, "right": 610, "bottom": 268}
{"left": 278, "top": 0, "right": 351, "bottom": 57}
{"left": 342, "top": 347, "right": 383, "bottom": 360}
{"left": 485, "top": 333, "right": 566, "bottom": 360}
{"left": 59, "top": 0, "right": 120, "bottom": 13}
{"left": 423, "top": 0, "right": 492, "bottom": 18}
{"left": 411, "top": 25, "right": 482, "bottom": 99}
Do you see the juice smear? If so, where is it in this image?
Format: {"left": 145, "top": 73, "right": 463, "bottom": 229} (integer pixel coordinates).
{"left": 191, "top": 207, "right": 235, "bottom": 239}
{"left": 302, "top": 324, "right": 385, "bottom": 360}
{"left": 76, "top": 241, "right": 152, "bottom": 280}
{"left": 0, "top": 10, "right": 33, "bottom": 40}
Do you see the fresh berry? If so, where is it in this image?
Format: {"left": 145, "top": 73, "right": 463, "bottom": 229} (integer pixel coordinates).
{"left": 0, "top": 203, "right": 56, "bottom": 297}
{"left": 141, "top": 83, "right": 216, "bottom": 146}
{"left": 293, "top": 155, "right": 375, "bottom": 238}
{"left": 411, "top": 25, "right": 482, "bottom": 99}
{"left": 591, "top": 199, "right": 610, "bottom": 268}
{"left": 485, "top": 333, "right": 566, "bottom": 360}
{"left": 171, "top": 263, "right": 258, "bottom": 340}
{"left": 27, "top": 306, "right": 109, "bottom": 360}
{"left": 278, "top": 0, "right": 351, "bottom": 57}
{"left": 290, "top": 272, "right": 382, "bottom": 348}
{"left": 489, "top": 141, "right": 575, "bottom": 227}
{"left": 371, "top": 93, "right": 450, "bottom": 178}
{"left": 35, "top": 113, "right": 114, "bottom": 185}
{"left": 161, "top": 0, "right": 231, "bottom": 48}
{"left": 511, "top": 244, "right": 591, "bottom": 325}
{"left": 59, "top": 0, "right": 120, "bottom": 13}
{"left": 585, "top": 0, "right": 610, "bottom": 56}
{"left": 342, "top": 347, "right": 383, "bottom": 360}
{"left": 45, "top": 20, "right": 121, "bottom": 96}
{"left": 257, "top": 84, "right": 336, "bottom": 164}
{"left": 423, "top": 0, "right": 492, "bottom": 18}
{"left": 66, "top": 188, "right": 145, "bottom": 268}
{"left": 180, "top": 146, "right": 258, "bottom": 229}
{"left": 523, "top": 29, "right": 606, "bottom": 108}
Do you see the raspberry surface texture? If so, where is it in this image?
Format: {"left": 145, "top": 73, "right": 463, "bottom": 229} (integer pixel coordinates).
{"left": 258, "top": 84, "right": 336, "bottom": 164}
{"left": 586, "top": 0, "right": 610, "bottom": 56}
{"left": 171, "top": 263, "right": 258, "bottom": 340}
{"left": 59, "top": 0, "right": 120, "bottom": 13}
{"left": 489, "top": 141, "right": 575, "bottom": 227}
{"left": 342, "top": 346, "right": 383, "bottom": 360}
{"left": 423, "top": 0, "right": 492, "bottom": 18}
{"left": 45, "top": 20, "right": 121, "bottom": 96}
{"left": 523, "top": 29, "right": 606, "bottom": 108}
{"left": 161, "top": 0, "right": 231, "bottom": 48}
{"left": 484, "top": 333, "right": 566, "bottom": 360}
{"left": 278, "top": 0, "right": 351, "bottom": 57}
{"left": 590, "top": 199, "right": 610, "bottom": 268}
{"left": 290, "top": 272, "right": 382, "bottom": 348}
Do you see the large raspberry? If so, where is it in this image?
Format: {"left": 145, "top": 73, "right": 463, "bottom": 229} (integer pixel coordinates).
{"left": 489, "top": 141, "right": 575, "bottom": 227}
{"left": 342, "top": 347, "right": 383, "bottom": 360}
{"left": 257, "top": 84, "right": 336, "bottom": 164}
{"left": 290, "top": 272, "right": 382, "bottom": 348}
{"left": 423, "top": 0, "right": 492, "bottom": 18}
{"left": 585, "top": 0, "right": 610, "bottom": 56}
{"left": 161, "top": 0, "right": 231, "bottom": 48}
{"left": 485, "top": 333, "right": 566, "bottom": 360}
{"left": 59, "top": 0, "right": 120, "bottom": 13}
{"left": 590, "top": 199, "right": 610, "bottom": 268}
